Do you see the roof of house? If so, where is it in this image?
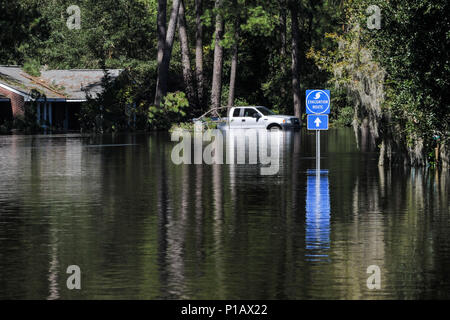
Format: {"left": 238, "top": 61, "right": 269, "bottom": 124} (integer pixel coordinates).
{"left": 0, "top": 66, "right": 122, "bottom": 101}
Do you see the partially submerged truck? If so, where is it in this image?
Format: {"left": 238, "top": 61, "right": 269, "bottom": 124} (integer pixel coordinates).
{"left": 194, "top": 106, "right": 301, "bottom": 130}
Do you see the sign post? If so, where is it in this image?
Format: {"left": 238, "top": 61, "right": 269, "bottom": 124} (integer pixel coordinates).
{"left": 316, "top": 131, "right": 320, "bottom": 171}
{"left": 306, "top": 90, "right": 330, "bottom": 172}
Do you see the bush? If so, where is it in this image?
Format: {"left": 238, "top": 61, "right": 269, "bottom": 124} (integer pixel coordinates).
{"left": 334, "top": 106, "right": 354, "bottom": 127}
{"left": 79, "top": 69, "right": 152, "bottom": 133}
{"left": 0, "top": 121, "right": 12, "bottom": 134}
{"left": 78, "top": 67, "right": 191, "bottom": 133}
{"left": 23, "top": 59, "right": 41, "bottom": 77}
{"left": 148, "top": 91, "right": 189, "bottom": 130}
{"left": 11, "top": 102, "right": 41, "bottom": 134}
{"left": 169, "top": 117, "right": 219, "bottom": 133}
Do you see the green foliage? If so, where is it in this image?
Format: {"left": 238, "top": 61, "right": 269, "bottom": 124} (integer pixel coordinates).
{"left": 220, "top": 85, "right": 250, "bottom": 106}
{"left": 309, "top": 0, "right": 449, "bottom": 164}
{"left": 240, "top": 6, "right": 277, "bottom": 36}
{"left": 233, "top": 97, "right": 250, "bottom": 106}
{"left": 169, "top": 117, "right": 218, "bottom": 133}
{"left": 12, "top": 102, "right": 42, "bottom": 134}
{"left": 203, "top": 117, "right": 220, "bottom": 129}
{"left": 162, "top": 91, "right": 189, "bottom": 112}
{"left": 5, "top": 0, "right": 158, "bottom": 70}
{"left": 169, "top": 121, "right": 196, "bottom": 133}
{"left": 23, "top": 59, "right": 41, "bottom": 77}
{"left": 366, "top": 0, "right": 449, "bottom": 148}
{"left": 334, "top": 106, "right": 354, "bottom": 127}
{"left": 148, "top": 92, "right": 189, "bottom": 130}
{"left": 1, "top": 0, "right": 345, "bottom": 124}
{"left": 7, "top": 89, "right": 47, "bottom": 134}
{"left": 0, "top": 1, "right": 48, "bottom": 64}
{"left": 80, "top": 68, "right": 152, "bottom": 133}
{"left": 79, "top": 66, "right": 190, "bottom": 133}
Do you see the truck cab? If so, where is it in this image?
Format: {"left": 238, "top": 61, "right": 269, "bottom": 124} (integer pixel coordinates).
{"left": 223, "top": 106, "right": 300, "bottom": 130}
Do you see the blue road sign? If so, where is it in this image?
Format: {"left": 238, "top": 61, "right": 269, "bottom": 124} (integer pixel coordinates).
{"left": 306, "top": 89, "right": 330, "bottom": 114}
{"left": 307, "top": 114, "right": 328, "bottom": 130}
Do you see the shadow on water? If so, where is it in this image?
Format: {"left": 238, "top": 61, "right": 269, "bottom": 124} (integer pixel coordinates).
{"left": 0, "top": 129, "right": 449, "bottom": 299}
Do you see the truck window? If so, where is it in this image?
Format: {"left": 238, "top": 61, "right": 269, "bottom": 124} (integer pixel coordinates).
{"left": 243, "top": 108, "right": 259, "bottom": 117}
{"left": 256, "top": 107, "right": 274, "bottom": 116}
{"left": 233, "top": 108, "right": 242, "bottom": 117}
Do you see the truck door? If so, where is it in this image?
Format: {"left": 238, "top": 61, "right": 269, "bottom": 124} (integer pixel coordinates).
{"left": 242, "top": 108, "right": 263, "bottom": 128}
{"left": 229, "top": 108, "right": 242, "bottom": 128}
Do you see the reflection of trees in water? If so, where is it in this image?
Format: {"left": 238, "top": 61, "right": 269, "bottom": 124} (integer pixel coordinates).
{"left": 195, "top": 165, "right": 204, "bottom": 262}
{"left": 384, "top": 168, "right": 449, "bottom": 299}
{"left": 0, "top": 135, "right": 96, "bottom": 299}
{"left": 430, "top": 169, "right": 450, "bottom": 299}
{"left": 166, "top": 164, "right": 189, "bottom": 299}
{"left": 3, "top": 131, "right": 448, "bottom": 299}
{"left": 354, "top": 119, "right": 378, "bottom": 153}
{"left": 156, "top": 143, "right": 189, "bottom": 299}
{"left": 212, "top": 164, "right": 225, "bottom": 299}
{"left": 339, "top": 168, "right": 386, "bottom": 299}
{"left": 156, "top": 142, "right": 170, "bottom": 298}
{"left": 47, "top": 227, "right": 59, "bottom": 300}
{"left": 331, "top": 166, "right": 449, "bottom": 299}
{"left": 280, "top": 131, "right": 301, "bottom": 298}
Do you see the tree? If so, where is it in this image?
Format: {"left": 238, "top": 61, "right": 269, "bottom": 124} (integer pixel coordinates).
{"left": 195, "top": 0, "right": 205, "bottom": 109}
{"left": 308, "top": 0, "right": 449, "bottom": 165}
{"left": 156, "top": 0, "right": 167, "bottom": 93}
{"left": 279, "top": 0, "right": 287, "bottom": 58}
{"left": 178, "top": 0, "right": 197, "bottom": 109}
{"left": 0, "top": 1, "right": 47, "bottom": 65}
{"left": 210, "top": 0, "right": 225, "bottom": 111}
{"left": 290, "top": 1, "right": 301, "bottom": 119}
{"left": 227, "top": 0, "right": 239, "bottom": 107}
{"left": 155, "top": 0, "right": 182, "bottom": 107}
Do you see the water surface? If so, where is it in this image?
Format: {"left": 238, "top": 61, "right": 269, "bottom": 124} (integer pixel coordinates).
{"left": 0, "top": 129, "right": 449, "bottom": 299}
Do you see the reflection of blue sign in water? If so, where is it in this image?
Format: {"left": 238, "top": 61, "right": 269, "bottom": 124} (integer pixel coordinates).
{"left": 306, "top": 90, "right": 330, "bottom": 114}
{"left": 307, "top": 115, "right": 328, "bottom": 130}
{"left": 305, "top": 170, "right": 330, "bottom": 261}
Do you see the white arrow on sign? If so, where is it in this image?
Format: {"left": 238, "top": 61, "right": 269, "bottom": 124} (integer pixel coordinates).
{"left": 314, "top": 117, "right": 322, "bottom": 127}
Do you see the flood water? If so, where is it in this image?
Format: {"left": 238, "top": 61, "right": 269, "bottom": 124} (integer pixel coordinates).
{"left": 0, "top": 129, "right": 449, "bottom": 299}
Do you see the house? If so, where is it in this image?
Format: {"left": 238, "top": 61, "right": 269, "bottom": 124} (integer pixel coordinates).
{"left": 0, "top": 66, "right": 122, "bottom": 130}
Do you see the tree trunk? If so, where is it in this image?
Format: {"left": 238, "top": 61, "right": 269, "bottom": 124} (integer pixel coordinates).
{"left": 155, "top": 0, "right": 181, "bottom": 107}
{"left": 227, "top": 16, "right": 239, "bottom": 107}
{"left": 279, "top": 0, "right": 287, "bottom": 101}
{"left": 280, "top": 0, "right": 287, "bottom": 57}
{"left": 195, "top": 0, "right": 204, "bottom": 110}
{"left": 155, "top": 0, "right": 167, "bottom": 106}
{"left": 210, "top": 0, "right": 224, "bottom": 112}
{"left": 307, "top": 0, "right": 315, "bottom": 47}
{"left": 178, "top": 0, "right": 197, "bottom": 109}
{"left": 290, "top": 4, "right": 301, "bottom": 119}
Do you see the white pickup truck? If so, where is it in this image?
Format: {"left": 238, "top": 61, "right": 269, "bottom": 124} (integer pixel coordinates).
{"left": 196, "top": 106, "right": 301, "bottom": 130}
